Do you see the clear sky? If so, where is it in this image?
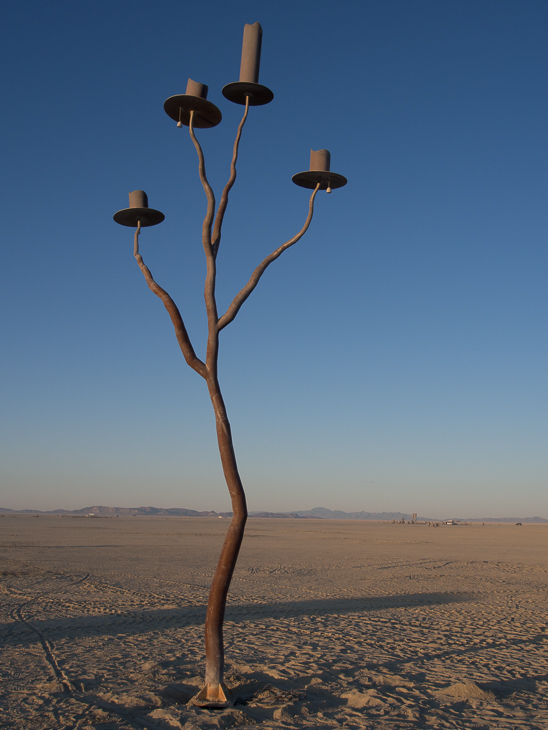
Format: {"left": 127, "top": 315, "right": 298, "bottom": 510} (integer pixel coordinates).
{"left": 1, "top": 1, "right": 547, "bottom": 518}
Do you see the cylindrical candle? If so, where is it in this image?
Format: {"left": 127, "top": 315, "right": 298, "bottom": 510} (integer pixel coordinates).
{"left": 185, "top": 78, "right": 208, "bottom": 99}
{"left": 310, "top": 149, "right": 331, "bottom": 172}
{"left": 129, "top": 190, "right": 148, "bottom": 208}
{"left": 239, "top": 22, "right": 262, "bottom": 83}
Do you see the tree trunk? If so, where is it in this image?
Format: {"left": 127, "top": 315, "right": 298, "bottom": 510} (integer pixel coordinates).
{"left": 199, "top": 375, "right": 247, "bottom": 703}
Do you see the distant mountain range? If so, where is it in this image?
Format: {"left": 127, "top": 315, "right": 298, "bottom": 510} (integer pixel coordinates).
{"left": 296, "top": 507, "right": 424, "bottom": 521}
{"left": 0, "top": 505, "right": 221, "bottom": 518}
{"left": 0, "top": 505, "right": 546, "bottom": 523}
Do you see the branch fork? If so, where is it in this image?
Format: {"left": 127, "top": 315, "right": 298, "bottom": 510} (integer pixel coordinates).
{"left": 132, "top": 99, "right": 320, "bottom": 708}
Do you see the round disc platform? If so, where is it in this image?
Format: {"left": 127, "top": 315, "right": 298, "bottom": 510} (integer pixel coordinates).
{"left": 164, "top": 95, "right": 222, "bottom": 128}
{"left": 113, "top": 207, "right": 165, "bottom": 228}
{"left": 222, "top": 82, "right": 274, "bottom": 106}
{"left": 291, "top": 171, "right": 348, "bottom": 191}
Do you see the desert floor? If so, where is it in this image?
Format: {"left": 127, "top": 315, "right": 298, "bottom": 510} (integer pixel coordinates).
{"left": 1, "top": 516, "right": 547, "bottom": 729}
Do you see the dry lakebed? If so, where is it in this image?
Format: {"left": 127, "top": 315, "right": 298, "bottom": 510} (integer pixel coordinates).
{"left": 1, "top": 515, "right": 547, "bottom": 729}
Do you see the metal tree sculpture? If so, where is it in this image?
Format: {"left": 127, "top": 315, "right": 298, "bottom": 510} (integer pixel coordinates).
{"left": 113, "top": 22, "right": 346, "bottom": 708}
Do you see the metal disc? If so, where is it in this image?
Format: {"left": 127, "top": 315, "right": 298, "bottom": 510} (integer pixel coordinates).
{"left": 113, "top": 207, "right": 165, "bottom": 228}
{"left": 222, "top": 82, "right": 274, "bottom": 106}
{"left": 164, "top": 95, "right": 222, "bottom": 128}
{"left": 291, "top": 171, "right": 348, "bottom": 191}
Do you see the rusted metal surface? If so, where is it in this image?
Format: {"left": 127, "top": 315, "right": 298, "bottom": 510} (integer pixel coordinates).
{"left": 240, "top": 22, "right": 262, "bottom": 83}
{"left": 113, "top": 190, "right": 165, "bottom": 227}
{"left": 223, "top": 22, "right": 273, "bottom": 106}
{"left": 292, "top": 148, "right": 348, "bottom": 191}
{"left": 212, "top": 97, "right": 250, "bottom": 256}
{"left": 191, "top": 681, "right": 234, "bottom": 709}
{"left": 113, "top": 21, "right": 345, "bottom": 710}
{"left": 164, "top": 78, "right": 222, "bottom": 128}
{"left": 310, "top": 149, "right": 331, "bottom": 172}
{"left": 217, "top": 183, "right": 320, "bottom": 332}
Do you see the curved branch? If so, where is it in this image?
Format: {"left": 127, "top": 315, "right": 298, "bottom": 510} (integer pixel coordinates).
{"left": 217, "top": 184, "right": 320, "bottom": 332}
{"left": 188, "top": 111, "right": 216, "bottom": 255}
{"left": 212, "top": 97, "right": 250, "bottom": 258}
{"left": 133, "top": 224, "right": 207, "bottom": 379}
{"left": 188, "top": 111, "right": 219, "bottom": 370}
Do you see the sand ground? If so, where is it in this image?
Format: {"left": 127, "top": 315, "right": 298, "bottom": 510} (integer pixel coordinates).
{"left": 1, "top": 515, "right": 547, "bottom": 729}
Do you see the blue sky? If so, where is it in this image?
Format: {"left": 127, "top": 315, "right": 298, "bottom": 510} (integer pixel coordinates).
{"left": 1, "top": 1, "right": 547, "bottom": 518}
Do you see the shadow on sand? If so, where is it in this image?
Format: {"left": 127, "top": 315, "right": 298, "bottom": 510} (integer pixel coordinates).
{"left": 3, "top": 591, "right": 470, "bottom": 646}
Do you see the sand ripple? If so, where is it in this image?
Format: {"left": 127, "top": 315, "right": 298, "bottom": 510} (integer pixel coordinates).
{"left": 1, "top": 516, "right": 547, "bottom": 728}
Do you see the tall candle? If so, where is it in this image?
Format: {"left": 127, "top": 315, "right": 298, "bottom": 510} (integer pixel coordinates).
{"left": 239, "top": 22, "right": 263, "bottom": 83}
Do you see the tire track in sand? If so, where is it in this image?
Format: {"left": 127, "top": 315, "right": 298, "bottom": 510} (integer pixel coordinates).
{"left": 9, "top": 572, "right": 90, "bottom": 693}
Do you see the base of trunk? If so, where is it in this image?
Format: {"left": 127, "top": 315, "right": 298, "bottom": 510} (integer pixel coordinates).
{"left": 189, "top": 682, "right": 235, "bottom": 709}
